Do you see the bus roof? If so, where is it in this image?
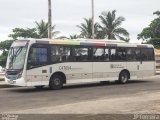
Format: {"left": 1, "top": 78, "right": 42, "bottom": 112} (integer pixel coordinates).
{"left": 20, "top": 39, "right": 154, "bottom": 48}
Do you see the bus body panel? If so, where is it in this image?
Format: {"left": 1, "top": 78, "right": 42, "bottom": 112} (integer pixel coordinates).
{"left": 140, "top": 61, "right": 155, "bottom": 78}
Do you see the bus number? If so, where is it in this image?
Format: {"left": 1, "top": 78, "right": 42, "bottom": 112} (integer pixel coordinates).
{"left": 59, "top": 66, "right": 72, "bottom": 71}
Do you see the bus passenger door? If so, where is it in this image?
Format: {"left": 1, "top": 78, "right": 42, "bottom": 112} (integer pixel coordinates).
{"left": 26, "top": 44, "right": 49, "bottom": 86}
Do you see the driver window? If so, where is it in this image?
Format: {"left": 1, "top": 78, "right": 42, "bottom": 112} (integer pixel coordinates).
{"left": 27, "top": 45, "right": 48, "bottom": 69}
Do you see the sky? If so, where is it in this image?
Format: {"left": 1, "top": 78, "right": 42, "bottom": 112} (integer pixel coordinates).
{"left": 0, "top": 0, "right": 160, "bottom": 43}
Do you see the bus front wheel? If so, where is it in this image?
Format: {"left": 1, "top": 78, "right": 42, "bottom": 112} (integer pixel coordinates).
{"left": 119, "top": 71, "right": 129, "bottom": 84}
{"left": 49, "top": 74, "right": 64, "bottom": 90}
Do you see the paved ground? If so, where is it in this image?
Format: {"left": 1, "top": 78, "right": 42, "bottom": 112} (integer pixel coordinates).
{"left": 0, "top": 76, "right": 160, "bottom": 119}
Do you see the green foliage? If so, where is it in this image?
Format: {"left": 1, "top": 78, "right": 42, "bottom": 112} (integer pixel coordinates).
{"left": 9, "top": 20, "right": 60, "bottom": 40}
{"left": 35, "top": 20, "right": 48, "bottom": 38}
{"left": 77, "top": 18, "right": 103, "bottom": 39}
{"left": 0, "top": 40, "right": 14, "bottom": 67}
{"left": 147, "top": 38, "right": 160, "bottom": 48}
{"left": 69, "top": 34, "right": 79, "bottom": 39}
{"left": 9, "top": 28, "right": 39, "bottom": 40}
{"left": 0, "top": 55, "right": 7, "bottom": 67}
{"left": 0, "top": 40, "right": 14, "bottom": 52}
{"left": 35, "top": 20, "right": 60, "bottom": 38}
{"left": 99, "top": 10, "right": 129, "bottom": 41}
{"left": 138, "top": 11, "right": 160, "bottom": 48}
{"left": 77, "top": 10, "right": 129, "bottom": 41}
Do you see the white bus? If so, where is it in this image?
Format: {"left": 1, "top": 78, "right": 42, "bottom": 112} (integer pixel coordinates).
{"left": 5, "top": 39, "right": 156, "bottom": 89}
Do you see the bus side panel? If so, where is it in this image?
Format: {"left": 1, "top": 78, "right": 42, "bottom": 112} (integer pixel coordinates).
{"left": 60, "top": 62, "right": 92, "bottom": 84}
{"left": 26, "top": 66, "right": 50, "bottom": 86}
{"left": 92, "top": 62, "right": 127, "bottom": 81}
{"left": 126, "top": 62, "right": 140, "bottom": 79}
{"left": 140, "top": 61, "right": 155, "bottom": 78}
{"left": 26, "top": 62, "right": 93, "bottom": 86}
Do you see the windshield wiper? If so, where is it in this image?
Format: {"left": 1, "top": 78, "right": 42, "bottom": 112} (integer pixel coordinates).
{"left": 13, "top": 47, "right": 23, "bottom": 61}
{"left": 10, "top": 47, "right": 23, "bottom": 62}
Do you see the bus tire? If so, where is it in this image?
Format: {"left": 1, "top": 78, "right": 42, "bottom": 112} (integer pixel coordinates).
{"left": 119, "top": 71, "right": 129, "bottom": 84}
{"left": 49, "top": 74, "right": 64, "bottom": 90}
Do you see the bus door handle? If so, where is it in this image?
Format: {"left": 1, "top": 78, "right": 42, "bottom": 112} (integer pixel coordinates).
{"left": 137, "top": 65, "right": 140, "bottom": 70}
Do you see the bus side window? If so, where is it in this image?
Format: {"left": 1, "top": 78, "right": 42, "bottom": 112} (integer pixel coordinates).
{"left": 51, "top": 46, "right": 61, "bottom": 63}
{"left": 115, "top": 48, "right": 126, "bottom": 61}
{"left": 61, "top": 47, "right": 70, "bottom": 62}
{"left": 93, "top": 48, "right": 105, "bottom": 61}
{"left": 127, "top": 48, "right": 136, "bottom": 61}
{"left": 141, "top": 48, "right": 154, "bottom": 61}
{"left": 110, "top": 48, "right": 116, "bottom": 60}
{"left": 50, "top": 46, "right": 71, "bottom": 63}
{"left": 105, "top": 48, "right": 109, "bottom": 61}
{"left": 74, "top": 47, "right": 88, "bottom": 61}
{"left": 27, "top": 46, "right": 48, "bottom": 69}
{"left": 127, "top": 48, "right": 141, "bottom": 61}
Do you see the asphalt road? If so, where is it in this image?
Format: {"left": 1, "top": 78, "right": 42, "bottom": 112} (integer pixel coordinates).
{"left": 0, "top": 76, "right": 160, "bottom": 120}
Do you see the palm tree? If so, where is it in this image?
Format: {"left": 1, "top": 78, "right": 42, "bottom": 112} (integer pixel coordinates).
{"left": 69, "top": 34, "right": 79, "bottom": 39}
{"left": 77, "top": 18, "right": 103, "bottom": 39}
{"left": 99, "top": 10, "right": 129, "bottom": 40}
{"left": 35, "top": 20, "right": 60, "bottom": 39}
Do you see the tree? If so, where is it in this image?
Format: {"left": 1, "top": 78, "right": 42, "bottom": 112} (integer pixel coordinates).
{"left": 0, "top": 40, "right": 14, "bottom": 67}
{"left": 69, "top": 34, "right": 79, "bottom": 39}
{"left": 99, "top": 10, "right": 129, "bottom": 40}
{"left": 9, "top": 20, "right": 60, "bottom": 40}
{"left": 77, "top": 18, "right": 103, "bottom": 39}
{"left": 0, "top": 40, "right": 14, "bottom": 53}
{"left": 138, "top": 11, "right": 160, "bottom": 48}
{"left": 35, "top": 20, "right": 60, "bottom": 38}
{"left": 9, "top": 28, "right": 38, "bottom": 40}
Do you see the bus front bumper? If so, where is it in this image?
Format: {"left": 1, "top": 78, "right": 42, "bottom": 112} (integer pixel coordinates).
{"left": 5, "top": 77, "right": 26, "bottom": 86}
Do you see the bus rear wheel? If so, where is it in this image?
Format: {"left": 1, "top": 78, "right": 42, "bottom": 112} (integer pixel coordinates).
{"left": 119, "top": 71, "right": 129, "bottom": 84}
{"left": 49, "top": 74, "right": 64, "bottom": 90}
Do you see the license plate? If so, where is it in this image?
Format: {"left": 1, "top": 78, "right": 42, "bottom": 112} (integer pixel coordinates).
{"left": 8, "top": 80, "right": 15, "bottom": 84}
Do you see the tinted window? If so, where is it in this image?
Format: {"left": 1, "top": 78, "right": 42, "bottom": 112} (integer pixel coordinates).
{"left": 115, "top": 48, "right": 126, "bottom": 61}
{"left": 28, "top": 45, "right": 48, "bottom": 69}
{"left": 73, "top": 47, "right": 89, "bottom": 61}
{"left": 110, "top": 48, "right": 116, "bottom": 60}
{"left": 127, "top": 48, "right": 141, "bottom": 61}
{"left": 93, "top": 48, "right": 105, "bottom": 61}
{"left": 50, "top": 46, "right": 70, "bottom": 63}
{"left": 104, "top": 48, "right": 109, "bottom": 61}
{"left": 141, "top": 48, "right": 155, "bottom": 61}
{"left": 110, "top": 48, "right": 126, "bottom": 61}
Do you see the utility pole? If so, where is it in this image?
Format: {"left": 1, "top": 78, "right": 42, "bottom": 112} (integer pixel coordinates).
{"left": 91, "top": 0, "right": 94, "bottom": 39}
{"left": 48, "top": 0, "right": 52, "bottom": 39}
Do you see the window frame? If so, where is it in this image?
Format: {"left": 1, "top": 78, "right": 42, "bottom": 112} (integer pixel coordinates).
{"left": 27, "top": 44, "right": 50, "bottom": 70}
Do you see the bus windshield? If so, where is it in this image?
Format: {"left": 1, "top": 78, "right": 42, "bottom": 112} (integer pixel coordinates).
{"left": 6, "top": 41, "right": 28, "bottom": 70}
